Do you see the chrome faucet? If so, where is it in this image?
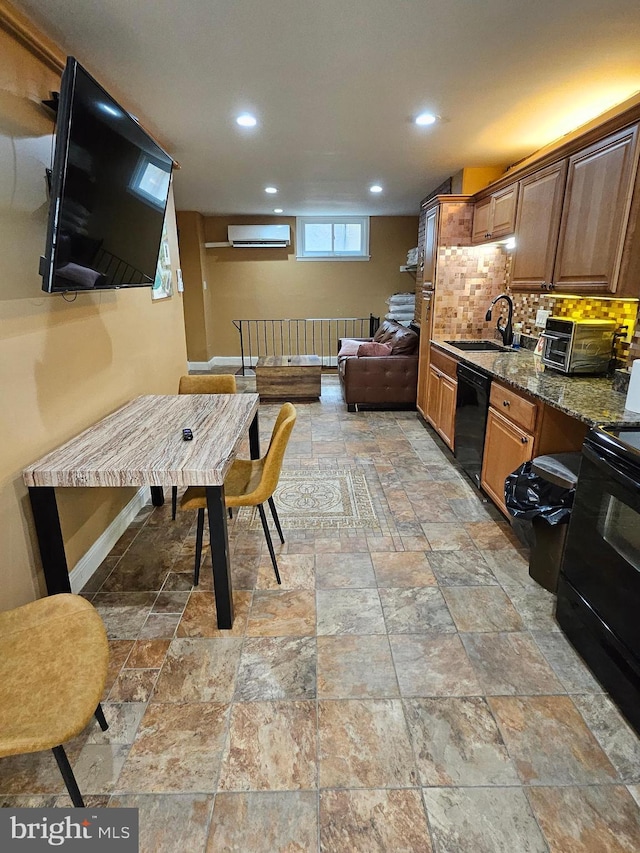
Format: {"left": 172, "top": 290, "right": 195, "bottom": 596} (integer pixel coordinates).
{"left": 485, "top": 294, "right": 514, "bottom": 347}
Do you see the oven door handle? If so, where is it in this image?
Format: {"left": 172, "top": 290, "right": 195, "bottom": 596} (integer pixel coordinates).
{"left": 540, "top": 332, "right": 569, "bottom": 342}
{"left": 582, "top": 443, "right": 640, "bottom": 494}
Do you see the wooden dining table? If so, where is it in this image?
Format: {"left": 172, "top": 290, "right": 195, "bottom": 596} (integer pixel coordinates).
{"left": 23, "top": 393, "right": 260, "bottom": 629}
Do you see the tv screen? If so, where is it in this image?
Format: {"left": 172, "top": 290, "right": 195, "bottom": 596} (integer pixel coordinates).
{"left": 40, "top": 57, "right": 173, "bottom": 293}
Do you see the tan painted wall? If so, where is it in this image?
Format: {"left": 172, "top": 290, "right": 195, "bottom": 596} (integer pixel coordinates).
{"left": 0, "top": 24, "right": 188, "bottom": 608}
{"left": 179, "top": 215, "right": 418, "bottom": 357}
{"left": 176, "top": 211, "right": 208, "bottom": 361}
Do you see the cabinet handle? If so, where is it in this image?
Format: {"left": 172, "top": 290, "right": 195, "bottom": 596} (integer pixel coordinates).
{"left": 521, "top": 436, "right": 528, "bottom": 444}
{"left": 503, "top": 400, "right": 510, "bottom": 407}
{"left": 548, "top": 282, "right": 555, "bottom": 291}
{"left": 540, "top": 282, "right": 547, "bottom": 290}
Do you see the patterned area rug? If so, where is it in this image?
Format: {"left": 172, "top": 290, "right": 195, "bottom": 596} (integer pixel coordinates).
{"left": 240, "top": 468, "right": 381, "bottom": 530}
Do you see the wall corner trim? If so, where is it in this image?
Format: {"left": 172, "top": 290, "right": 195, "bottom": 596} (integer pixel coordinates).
{"left": 68, "top": 487, "right": 149, "bottom": 593}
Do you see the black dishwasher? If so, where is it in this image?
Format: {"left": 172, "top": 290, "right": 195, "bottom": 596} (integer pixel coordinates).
{"left": 454, "top": 363, "right": 492, "bottom": 488}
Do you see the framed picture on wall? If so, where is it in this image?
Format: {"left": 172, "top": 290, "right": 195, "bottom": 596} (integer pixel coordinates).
{"left": 152, "top": 223, "right": 173, "bottom": 300}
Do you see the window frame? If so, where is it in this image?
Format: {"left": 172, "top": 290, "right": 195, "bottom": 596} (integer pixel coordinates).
{"left": 129, "top": 152, "right": 172, "bottom": 210}
{"left": 295, "top": 215, "right": 370, "bottom": 261}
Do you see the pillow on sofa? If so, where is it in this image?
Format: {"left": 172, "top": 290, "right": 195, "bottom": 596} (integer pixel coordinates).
{"left": 338, "top": 339, "right": 363, "bottom": 357}
{"left": 373, "top": 319, "right": 400, "bottom": 344}
{"left": 357, "top": 341, "right": 393, "bottom": 357}
{"left": 388, "top": 325, "right": 419, "bottom": 355}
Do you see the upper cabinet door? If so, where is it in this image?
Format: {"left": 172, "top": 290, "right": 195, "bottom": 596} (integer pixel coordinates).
{"left": 471, "top": 185, "right": 517, "bottom": 243}
{"left": 553, "top": 124, "right": 640, "bottom": 294}
{"left": 490, "top": 185, "right": 518, "bottom": 238}
{"left": 423, "top": 205, "right": 439, "bottom": 286}
{"left": 511, "top": 161, "right": 568, "bottom": 290}
{"left": 472, "top": 197, "right": 492, "bottom": 243}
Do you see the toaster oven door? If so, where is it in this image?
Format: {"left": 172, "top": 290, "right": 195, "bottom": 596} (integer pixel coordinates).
{"left": 541, "top": 331, "right": 571, "bottom": 371}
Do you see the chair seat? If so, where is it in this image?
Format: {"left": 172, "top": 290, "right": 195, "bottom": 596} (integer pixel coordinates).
{"left": 179, "top": 402, "right": 296, "bottom": 587}
{"left": 181, "top": 457, "right": 267, "bottom": 509}
{"left": 0, "top": 594, "right": 109, "bottom": 757}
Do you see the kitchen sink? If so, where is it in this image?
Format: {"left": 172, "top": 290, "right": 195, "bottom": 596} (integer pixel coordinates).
{"left": 445, "top": 340, "right": 513, "bottom": 352}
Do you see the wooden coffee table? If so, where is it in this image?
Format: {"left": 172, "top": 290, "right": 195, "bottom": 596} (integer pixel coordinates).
{"left": 256, "top": 355, "right": 321, "bottom": 400}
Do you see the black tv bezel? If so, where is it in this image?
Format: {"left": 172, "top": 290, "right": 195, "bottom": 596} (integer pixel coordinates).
{"left": 40, "top": 56, "right": 173, "bottom": 294}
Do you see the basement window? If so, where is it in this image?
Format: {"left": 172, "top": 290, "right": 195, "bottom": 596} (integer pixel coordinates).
{"left": 296, "top": 215, "right": 370, "bottom": 260}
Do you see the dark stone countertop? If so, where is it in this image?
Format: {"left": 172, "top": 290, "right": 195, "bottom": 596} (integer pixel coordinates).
{"left": 431, "top": 339, "right": 640, "bottom": 429}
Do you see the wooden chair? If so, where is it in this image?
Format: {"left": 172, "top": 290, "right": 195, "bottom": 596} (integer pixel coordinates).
{"left": 0, "top": 594, "right": 109, "bottom": 807}
{"left": 180, "top": 402, "right": 297, "bottom": 585}
{"left": 171, "top": 374, "right": 237, "bottom": 520}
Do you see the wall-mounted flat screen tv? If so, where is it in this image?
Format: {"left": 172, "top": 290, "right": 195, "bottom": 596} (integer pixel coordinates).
{"left": 40, "top": 57, "right": 173, "bottom": 293}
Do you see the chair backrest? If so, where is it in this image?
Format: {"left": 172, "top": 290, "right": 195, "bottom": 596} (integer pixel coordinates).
{"left": 250, "top": 402, "right": 297, "bottom": 504}
{"left": 178, "top": 374, "right": 237, "bottom": 395}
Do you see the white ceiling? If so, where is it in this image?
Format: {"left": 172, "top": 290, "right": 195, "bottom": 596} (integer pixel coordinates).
{"left": 12, "top": 0, "right": 640, "bottom": 215}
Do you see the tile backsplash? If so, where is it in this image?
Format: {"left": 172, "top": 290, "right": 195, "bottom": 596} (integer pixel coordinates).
{"left": 510, "top": 292, "right": 640, "bottom": 365}
{"left": 432, "top": 245, "right": 510, "bottom": 339}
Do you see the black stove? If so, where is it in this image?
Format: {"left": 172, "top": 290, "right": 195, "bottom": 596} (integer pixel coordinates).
{"left": 557, "top": 425, "right": 640, "bottom": 734}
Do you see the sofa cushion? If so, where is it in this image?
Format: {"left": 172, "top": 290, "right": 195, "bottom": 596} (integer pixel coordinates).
{"left": 373, "top": 319, "right": 401, "bottom": 344}
{"left": 357, "top": 341, "right": 393, "bottom": 357}
{"left": 337, "top": 339, "right": 363, "bottom": 357}
{"left": 388, "top": 325, "right": 419, "bottom": 355}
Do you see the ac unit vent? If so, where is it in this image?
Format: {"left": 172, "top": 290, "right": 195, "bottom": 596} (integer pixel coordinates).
{"left": 227, "top": 224, "right": 290, "bottom": 248}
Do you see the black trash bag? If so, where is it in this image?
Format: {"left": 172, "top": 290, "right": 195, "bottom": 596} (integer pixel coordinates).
{"left": 504, "top": 461, "right": 575, "bottom": 526}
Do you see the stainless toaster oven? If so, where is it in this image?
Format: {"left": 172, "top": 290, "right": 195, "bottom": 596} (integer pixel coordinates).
{"left": 541, "top": 317, "right": 617, "bottom": 374}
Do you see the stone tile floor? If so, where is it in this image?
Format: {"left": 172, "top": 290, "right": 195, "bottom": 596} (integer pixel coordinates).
{"left": 2, "top": 375, "right": 640, "bottom": 852}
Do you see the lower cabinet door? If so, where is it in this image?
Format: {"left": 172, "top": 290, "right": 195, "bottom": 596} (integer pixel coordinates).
{"left": 425, "top": 365, "right": 441, "bottom": 429}
{"left": 438, "top": 375, "right": 457, "bottom": 451}
{"left": 481, "top": 407, "right": 534, "bottom": 516}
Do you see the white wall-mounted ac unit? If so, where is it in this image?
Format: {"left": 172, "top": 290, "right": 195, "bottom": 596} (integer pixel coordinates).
{"left": 227, "top": 224, "right": 291, "bottom": 248}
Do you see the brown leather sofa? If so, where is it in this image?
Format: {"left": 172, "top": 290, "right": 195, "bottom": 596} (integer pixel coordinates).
{"left": 338, "top": 319, "right": 419, "bottom": 411}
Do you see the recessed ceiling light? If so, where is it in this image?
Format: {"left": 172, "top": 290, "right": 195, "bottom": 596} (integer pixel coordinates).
{"left": 370, "top": 185, "right": 383, "bottom": 193}
{"left": 236, "top": 113, "right": 257, "bottom": 127}
{"left": 415, "top": 112, "right": 437, "bottom": 126}
{"left": 273, "top": 208, "right": 283, "bottom": 213}
{"left": 265, "top": 186, "right": 278, "bottom": 194}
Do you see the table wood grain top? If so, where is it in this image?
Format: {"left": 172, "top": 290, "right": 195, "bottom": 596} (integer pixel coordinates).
{"left": 23, "top": 394, "right": 260, "bottom": 488}
{"left": 256, "top": 355, "right": 321, "bottom": 368}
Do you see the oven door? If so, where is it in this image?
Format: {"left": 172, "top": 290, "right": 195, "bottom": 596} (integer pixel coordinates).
{"left": 541, "top": 331, "right": 571, "bottom": 371}
{"left": 561, "top": 436, "right": 640, "bottom": 653}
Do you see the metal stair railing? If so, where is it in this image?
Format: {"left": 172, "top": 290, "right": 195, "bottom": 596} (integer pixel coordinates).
{"left": 233, "top": 315, "right": 380, "bottom": 374}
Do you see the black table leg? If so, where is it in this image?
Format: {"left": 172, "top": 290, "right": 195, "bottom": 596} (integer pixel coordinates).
{"left": 150, "top": 486, "right": 165, "bottom": 507}
{"left": 206, "top": 484, "right": 234, "bottom": 628}
{"left": 28, "top": 487, "right": 71, "bottom": 595}
{"left": 249, "top": 411, "right": 260, "bottom": 459}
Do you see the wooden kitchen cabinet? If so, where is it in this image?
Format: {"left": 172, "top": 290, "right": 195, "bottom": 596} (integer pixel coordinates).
{"left": 422, "top": 204, "right": 438, "bottom": 287}
{"left": 553, "top": 124, "right": 640, "bottom": 294}
{"left": 510, "top": 161, "right": 568, "bottom": 291}
{"left": 438, "top": 374, "right": 457, "bottom": 449}
{"left": 424, "top": 364, "right": 441, "bottom": 426}
{"left": 472, "top": 184, "right": 517, "bottom": 243}
{"left": 481, "top": 407, "right": 533, "bottom": 515}
{"left": 416, "top": 290, "right": 433, "bottom": 418}
{"left": 424, "top": 346, "right": 458, "bottom": 451}
{"left": 416, "top": 196, "right": 474, "bottom": 419}
{"left": 480, "top": 380, "right": 588, "bottom": 518}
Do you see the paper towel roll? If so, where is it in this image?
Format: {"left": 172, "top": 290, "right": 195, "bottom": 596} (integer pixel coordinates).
{"left": 625, "top": 359, "right": 640, "bottom": 413}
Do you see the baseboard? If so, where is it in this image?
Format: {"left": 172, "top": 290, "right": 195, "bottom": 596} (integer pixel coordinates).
{"left": 187, "top": 357, "right": 243, "bottom": 371}
{"left": 186, "top": 356, "right": 336, "bottom": 370}
{"left": 212, "top": 356, "right": 243, "bottom": 366}
{"left": 187, "top": 358, "right": 215, "bottom": 371}
{"left": 69, "top": 487, "right": 149, "bottom": 592}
